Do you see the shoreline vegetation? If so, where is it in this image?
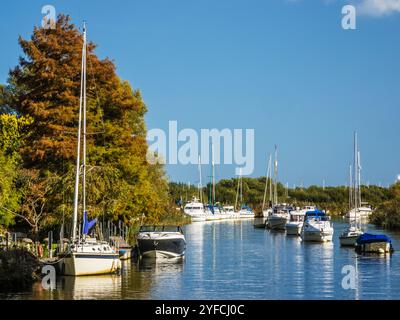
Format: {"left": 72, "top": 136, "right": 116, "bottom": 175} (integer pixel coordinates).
{"left": 170, "top": 180, "right": 400, "bottom": 225}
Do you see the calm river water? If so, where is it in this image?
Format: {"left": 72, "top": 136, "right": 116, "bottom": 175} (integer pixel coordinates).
{"left": 3, "top": 219, "right": 400, "bottom": 300}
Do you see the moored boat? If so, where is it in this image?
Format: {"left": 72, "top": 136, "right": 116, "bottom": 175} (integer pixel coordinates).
{"left": 137, "top": 226, "right": 186, "bottom": 259}
{"left": 355, "top": 233, "right": 394, "bottom": 254}
{"left": 285, "top": 206, "right": 313, "bottom": 236}
{"left": 301, "top": 210, "right": 334, "bottom": 242}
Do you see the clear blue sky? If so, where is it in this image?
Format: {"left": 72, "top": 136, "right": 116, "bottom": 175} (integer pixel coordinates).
{"left": 1, "top": 0, "right": 399, "bottom": 187}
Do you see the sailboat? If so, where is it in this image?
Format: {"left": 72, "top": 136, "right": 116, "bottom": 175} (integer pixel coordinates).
{"left": 266, "top": 146, "right": 291, "bottom": 230}
{"left": 235, "top": 168, "right": 254, "bottom": 218}
{"left": 205, "top": 144, "right": 223, "bottom": 220}
{"left": 340, "top": 132, "right": 364, "bottom": 247}
{"left": 57, "top": 23, "right": 120, "bottom": 276}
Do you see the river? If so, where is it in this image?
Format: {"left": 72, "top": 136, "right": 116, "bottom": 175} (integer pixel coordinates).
{"left": 3, "top": 219, "right": 400, "bottom": 300}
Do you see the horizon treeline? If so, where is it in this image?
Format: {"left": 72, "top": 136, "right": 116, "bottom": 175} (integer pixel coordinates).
{"left": 170, "top": 178, "right": 396, "bottom": 216}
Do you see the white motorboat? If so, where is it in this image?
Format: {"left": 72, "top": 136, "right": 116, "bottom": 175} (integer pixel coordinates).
{"left": 286, "top": 206, "right": 316, "bottom": 236}
{"left": 345, "top": 206, "right": 373, "bottom": 219}
{"left": 301, "top": 210, "right": 334, "bottom": 242}
{"left": 137, "top": 226, "right": 186, "bottom": 259}
{"left": 57, "top": 24, "right": 119, "bottom": 276}
{"left": 238, "top": 205, "right": 254, "bottom": 218}
{"left": 184, "top": 197, "right": 206, "bottom": 222}
{"left": 223, "top": 206, "right": 240, "bottom": 219}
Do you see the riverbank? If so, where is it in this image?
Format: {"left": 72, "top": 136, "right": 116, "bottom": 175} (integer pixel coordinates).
{"left": 0, "top": 249, "right": 40, "bottom": 291}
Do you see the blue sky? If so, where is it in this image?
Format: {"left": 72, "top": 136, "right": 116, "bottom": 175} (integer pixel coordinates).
{"left": 1, "top": 0, "right": 399, "bottom": 187}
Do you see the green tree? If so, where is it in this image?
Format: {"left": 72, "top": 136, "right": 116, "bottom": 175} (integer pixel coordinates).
{"left": 6, "top": 14, "right": 170, "bottom": 230}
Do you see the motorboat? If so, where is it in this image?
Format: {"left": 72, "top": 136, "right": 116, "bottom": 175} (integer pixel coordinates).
{"left": 239, "top": 205, "right": 255, "bottom": 218}
{"left": 266, "top": 204, "right": 292, "bottom": 230}
{"left": 286, "top": 206, "right": 317, "bottom": 236}
{"left": 184, "top": 197, "right": 206, "bottom": 222}
{"left": 137, "top": 226, "right": 186, "bottom": 259}
{"left": 355, "top": 233, "right": 394, "bottom": 254}
{"left": 301, "top": 210, "right": 334, "bottom": 242}
{"left": 346, "top": 206, "right": 373, "bottom": 219}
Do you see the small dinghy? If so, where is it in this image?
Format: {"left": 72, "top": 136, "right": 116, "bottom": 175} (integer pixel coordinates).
{"left": 355, "top": 233, "right": 394, "bottom": 254}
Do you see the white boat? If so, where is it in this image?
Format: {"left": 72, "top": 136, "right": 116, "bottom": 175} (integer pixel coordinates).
{"left": 58, "top": 24, "right": 119, "bottom": 276}
{"left": 267, "top": 204, "right": 291, "bottom": 230}
{"left": 137, "top": 226, "right": 186, "bottom": 259}
{"left": 301, "top": 210, "right": 334, "bottom": 242}
{"left": 184, "top": 197, "right": 206, "bottom": 222}
{"left": 340, "top": 227, "right": 363, "bottom": 246}
{"left": 345, "top": 206, "right": 373, "bottom": 219}
{"left": 223, "top": 206, "right": 240, "bottom": 219}
{"left": 285, "top": 206, "right": 314, "bottom": 236}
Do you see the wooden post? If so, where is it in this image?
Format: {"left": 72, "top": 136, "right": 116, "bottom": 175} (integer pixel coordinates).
{"left": 48, "top": 231, "right": 53, "bottom": 258}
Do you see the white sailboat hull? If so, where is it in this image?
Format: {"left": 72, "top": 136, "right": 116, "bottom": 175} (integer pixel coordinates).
{"left": 59, "top": 253, "right": 120, "bottom": 276}
{"left": 267, "top": 215, "right": 289, "bottom": 230}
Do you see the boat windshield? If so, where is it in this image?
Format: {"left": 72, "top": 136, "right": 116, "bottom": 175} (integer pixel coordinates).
{"left": 140, "top": 226, "right": 183, "bottom": 233}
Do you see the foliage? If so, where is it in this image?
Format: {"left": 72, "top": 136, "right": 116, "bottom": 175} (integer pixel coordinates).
{"left": 0, "top": 14, "right": 172, "bottom": 235}
{"left": 169, "top": 178, "right": 391, "bottom": 216}
{"left": 370, "top": 183, "right": 400, "bottom": 230}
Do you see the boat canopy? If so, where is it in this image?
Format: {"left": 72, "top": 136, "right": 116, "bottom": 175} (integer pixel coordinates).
{"left": 305, "top": 210, "right": 325, "bottom": 217}
{"left": 356, "top": 233, "right": 392, "bottom": 245}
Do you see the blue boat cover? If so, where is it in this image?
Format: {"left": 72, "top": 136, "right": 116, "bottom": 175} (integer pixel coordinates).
{"left": 356, "top": 233, "right": 392, "bottom": 245}
{"left": 305, "top": 210, "right": 325, "bottom": 217}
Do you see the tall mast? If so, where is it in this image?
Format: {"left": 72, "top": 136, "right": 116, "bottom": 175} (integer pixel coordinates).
{"left": 235, "top": 170, "right": 240, "bottom": 211}
{"left": 82, "top": 22, "right": 87, "bottom": 220}
{"left": 269, "top": 154, "right": 273, "bottom": 204}
{"left": 240, "top": 168, "right": 243, "bottom": 208}
{"left": 198, "top": 155, "right": 203, "bottom": 203}
{"left": 262, "top": 154, "right": 271, "bottom": 210}
{"left": 71, "top": 23, "right": 86, "bottom": 242}
{"left": 212, "top": 143, "right": 216, "bottom": 205}
{"left": 349, "top": 164, "right": 353, "bottom": 210}
{"left": 273, "top": 145, "right": 278, "bottom": 205}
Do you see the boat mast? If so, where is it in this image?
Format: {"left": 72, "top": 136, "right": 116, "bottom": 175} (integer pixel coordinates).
{"left": 212, "top": 143, "right": 216, "bottom": 206}
{"left": 198, "top": 155, "right": 203, "bottom": 203}
{"left": 262, "top": 154, "right": 271, "bottom": 210}
{"left": 349, "top": 164, "right": 353, "bottom": 210}
{"left": 82, "top": 22, "right": 87, "bottom": 225}
{"left": 353, "top": 131, "right": 358, "bottom": 224}
{"left": 240, "top": 168, "right": 243, "bottom": 209}
{"left": 273, "top": 145, "right": 278, "bottom": 206}
{"left": 235, "top": 169, "right": 240, "bottom": 211}
{"left": 71, "top": 23, "right": 86, "bottom": 242}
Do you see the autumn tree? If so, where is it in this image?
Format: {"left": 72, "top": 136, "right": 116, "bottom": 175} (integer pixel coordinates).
{"left": 7, "top": 14, "right": 170, "bottom": 228}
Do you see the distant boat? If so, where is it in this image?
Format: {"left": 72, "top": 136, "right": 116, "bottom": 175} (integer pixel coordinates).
{"left": 286, "top": 206, "right": 316, "bottom": 236}
{"left": 234, "top": 168, "right": 254, "bottom": 218}
{"left": 137, "top": 226, "right": 186, "bottom": 259}
{"left": 301, "top": 210, "right": 334, "bottom": 242}
{"left": 355, "top": 233, "right": 394, "bottom": 254}
{"left": 267, "top": 204, "right": 292, "bottom": 230}
{"left": 266, "top": 146, "right": 290, "bottom": 230}
{"left": 344, "top": 133, "right": 373, "bottom": 221}
{"left": 184, "top": 197, "right": 206, "bottom": 222}
{"left": 341, "top": 132, "right": 364, "bottom": 246}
